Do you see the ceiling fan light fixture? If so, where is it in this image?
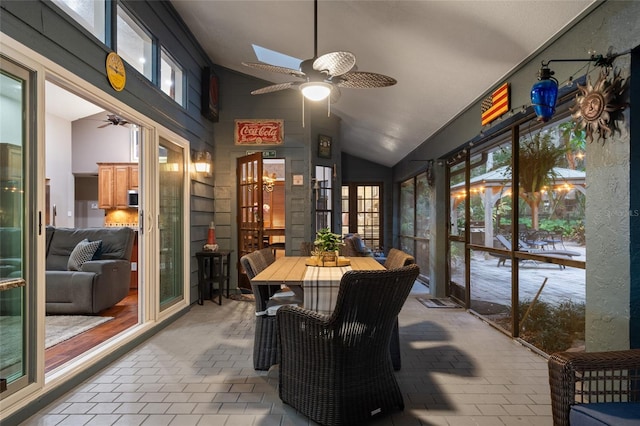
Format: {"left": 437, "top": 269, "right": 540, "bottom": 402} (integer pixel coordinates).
{"left": 300, "top": 82, "right": 332, "bottom": 101}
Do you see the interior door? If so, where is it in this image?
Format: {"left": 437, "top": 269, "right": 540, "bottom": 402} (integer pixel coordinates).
{"left": 236, "top": 153, "right": 264, "bottom": 290}
{"left": 341, "top": 183, "right": 383, "bottom": 251}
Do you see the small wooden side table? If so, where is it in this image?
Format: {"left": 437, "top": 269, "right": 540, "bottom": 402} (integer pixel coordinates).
{"left": 195, "top": 250, "right": 233, "bottom": 305}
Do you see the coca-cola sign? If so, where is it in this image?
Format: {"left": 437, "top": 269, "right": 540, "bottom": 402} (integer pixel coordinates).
{"left": 234, "top": 119, "right": 284, "bottom": 145}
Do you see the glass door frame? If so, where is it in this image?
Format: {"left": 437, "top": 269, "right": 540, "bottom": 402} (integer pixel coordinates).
{"left": 0, "top": 54, "right": 37, "bottom": 400}
{"left": 447, "top": 155, "right": 470, "bottom": 308}
{"left": 341, "top": 182, "right": 384, "bottom": 251}
{"left": 146, "top": 130, "right": 191, "bottom": 320}
{"left": 0, "top": 34, "right": 192, "bottom": 418}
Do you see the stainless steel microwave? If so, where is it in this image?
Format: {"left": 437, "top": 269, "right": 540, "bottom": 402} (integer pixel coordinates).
{"left": 128, "top": 190, "right": 139, "bottom": 208}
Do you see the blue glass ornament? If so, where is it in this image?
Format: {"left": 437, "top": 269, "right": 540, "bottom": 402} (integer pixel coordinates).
{"left": 530, "top": 66, "right": 558, "bottom": 122}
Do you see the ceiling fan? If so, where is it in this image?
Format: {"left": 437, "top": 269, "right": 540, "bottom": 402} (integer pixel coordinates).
{"left": 242, "top": 0, "right": 396, "bottom": 103}
{"left": 98, "top": 114, "right": 129, "bottom": 128}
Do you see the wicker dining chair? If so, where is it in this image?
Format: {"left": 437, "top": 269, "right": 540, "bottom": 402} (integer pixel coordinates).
{"left": 299, "top": 241, "right": 315, "bottom": 256}
{"left": 240, "top": 248, "right": 297, "bottom": 370}
{"left": 548, "top": 349, "right": 640, "bottom": 426}
{"left": 384, "top": 248, "right": 415, "bottom": 270}
{"left": 382, "top": 248, "right": 416, "bottom": 370}
{"left": 277, "top": 264, "right": 420, "bottom": 426}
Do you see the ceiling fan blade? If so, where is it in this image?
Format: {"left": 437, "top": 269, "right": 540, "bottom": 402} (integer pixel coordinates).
{"left": 250, "top": 81, "right": 299, "bottom": 95}
{"left": 242, "top": 62, "right": 305, "bottom": 79}
{"left": 336, "top": 71, "right": 397, "bottom": 89}
{"left": 313, "top": 51, "right": 356, "bottom": 77}
{"left": 97, "top": 123, "right": 111, "bottom": 128}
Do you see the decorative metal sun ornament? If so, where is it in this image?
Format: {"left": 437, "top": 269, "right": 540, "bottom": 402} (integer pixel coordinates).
{"left": 571, "top": 69, "right": 628, "bottom": 142}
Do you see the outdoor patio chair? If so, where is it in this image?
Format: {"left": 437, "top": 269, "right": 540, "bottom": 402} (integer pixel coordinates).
{"left": 542, "top": 228, "right": 567, "bottom": 250}
{"left": 277, "top": 264, "right": 420, "bottom": 426}
{"left": 240, "top": 249, "right": 300, "bottom": 370}
{"left": 495, "top": 234, "right": 580, "bottom": 268}
{"left": 548, "top": 349, "right": 640, "bottom": 426}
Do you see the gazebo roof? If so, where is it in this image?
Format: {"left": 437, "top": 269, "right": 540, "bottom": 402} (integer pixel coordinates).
{"left": 452, "top": 166, "right": 585, "bottom": 189}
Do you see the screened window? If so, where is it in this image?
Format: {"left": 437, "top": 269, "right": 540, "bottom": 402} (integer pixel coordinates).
{"left": 117, "top": 5, "right": 153, "bottom": 81}
{"left": 52, "top": 0, "right": 106, "bottom": 42}
{"left": 400, "top": 172, "right": 431, "bottom": 280}
{"left": 161, "top": 49, "right": 184, "bottom": 105}
{"left": 447, "top": 102, "right": 587, "bottom": 355}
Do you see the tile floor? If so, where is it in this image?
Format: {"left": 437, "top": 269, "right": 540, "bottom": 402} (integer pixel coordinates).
{"left": 24, "top": 283, "right": 553, "bottom": 425}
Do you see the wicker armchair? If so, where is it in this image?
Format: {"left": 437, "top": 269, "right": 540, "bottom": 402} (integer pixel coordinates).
{"left": 384, "top": 248, "right": 415, "bottom": 270}
{"left": 299, "top": 241, "right": 315, "bottom": 256}
{"left": 342, "top": 235, "right": 373, "bottom": 257}
{"left": 277, "top": 264, "right": 420, "bottom": 426}
{"left": 381, "top": 248, "right": 416, "bottom": 370}
{"left": 240, "top": 248, "right": 300, "bottom": 370}
{"left": 548, "top": 349, "right": 640, "bottom": 425}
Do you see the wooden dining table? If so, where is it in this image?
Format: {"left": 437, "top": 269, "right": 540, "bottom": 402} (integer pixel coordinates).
{"left": 252, "top": 256, "right": 385, "bottom": 313}
{"left": 251, "top": 255, "right": 404, "bottom": 370}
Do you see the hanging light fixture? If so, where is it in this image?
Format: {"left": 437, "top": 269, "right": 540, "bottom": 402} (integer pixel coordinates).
{"left": 529, "top": 50, "right": 626, "bottom": 123}
{"left": 530, "top": 63, "right": 558, "bottom": 123}
{"left": 300, "top": 81, "right": 332, "bottom": 101}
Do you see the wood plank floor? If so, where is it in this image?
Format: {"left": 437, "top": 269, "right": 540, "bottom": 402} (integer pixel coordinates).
{"left": 44, "top": 290, "right": 138, "bottom": 373}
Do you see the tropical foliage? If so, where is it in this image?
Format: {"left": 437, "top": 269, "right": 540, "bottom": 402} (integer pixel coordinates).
{"left": 516, "top": 132, "right": 568, "bottom": 229}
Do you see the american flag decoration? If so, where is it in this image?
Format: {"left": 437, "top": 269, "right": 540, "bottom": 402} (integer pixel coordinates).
{"left": 481, "top": 82, "right": 510, "bottom": 126}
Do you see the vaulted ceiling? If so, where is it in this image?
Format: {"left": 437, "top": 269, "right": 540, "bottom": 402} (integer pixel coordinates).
{"left": 171, "top": 0, "right": 596, "bottom": 167}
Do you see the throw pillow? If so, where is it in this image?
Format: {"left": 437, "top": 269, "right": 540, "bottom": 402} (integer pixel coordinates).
{"left": 67, "top": 239, "right": 102, "bottom": 271}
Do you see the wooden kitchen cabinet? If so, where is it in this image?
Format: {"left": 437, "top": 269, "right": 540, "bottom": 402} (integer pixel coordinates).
{"left": 98, "top": 163, "right": 138, "bottom": 209}
{"left": 98, "top": 164, "right": 114, "bottom": 209}
{"left": 129, "top": 165, "right": 139, "bottom": 189}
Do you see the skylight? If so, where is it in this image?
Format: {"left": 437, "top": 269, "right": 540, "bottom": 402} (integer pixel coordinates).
{"left": 252, "top": 44, "right": 301, "bottom": 70}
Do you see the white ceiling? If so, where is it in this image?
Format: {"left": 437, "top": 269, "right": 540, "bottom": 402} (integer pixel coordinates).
{"left": 45, "top": 81, "right": 104, "bottom": 121}
{"left": 171, "top": 0, "right": 596, "bottom": 167}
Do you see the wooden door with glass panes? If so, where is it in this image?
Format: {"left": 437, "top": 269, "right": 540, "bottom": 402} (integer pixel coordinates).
{"left": 341, "top": 183, "right": 383, "bottom": 252}
{"left": 236, "top": 153, "right": 264, "bottom": 290}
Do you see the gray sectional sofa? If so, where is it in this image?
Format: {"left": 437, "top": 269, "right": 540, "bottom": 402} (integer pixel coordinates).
{"left": 45, "top": 226, "right": 134, "bottom": 314}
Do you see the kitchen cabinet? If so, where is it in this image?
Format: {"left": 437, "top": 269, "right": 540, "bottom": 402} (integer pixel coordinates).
{"left": 98, "top": 163, "right": 138, "bottom": 209}
{"left": 129, "top": 166, "right": 139, "bottom": 189}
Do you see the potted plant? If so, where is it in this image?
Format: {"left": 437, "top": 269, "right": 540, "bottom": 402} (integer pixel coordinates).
{"left": 313, "top": 228, "right": 343, "bottom": 266}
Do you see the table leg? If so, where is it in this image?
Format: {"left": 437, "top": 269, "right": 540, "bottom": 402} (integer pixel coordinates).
{"left": 197, "top": 256, "right": 205, "bottom": 305}
{"left": 224, "top": 253, "right": 231, "bottom": 298}
{"left": 216, "top": 256, "right": 223, "bottom": 305}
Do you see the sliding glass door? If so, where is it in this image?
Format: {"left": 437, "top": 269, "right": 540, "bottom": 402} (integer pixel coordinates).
{"left": 0, "top": 57, "right": 32, "bottom": 397}
{"left": 158, "top": 139, "right": 185, "bottom": 310}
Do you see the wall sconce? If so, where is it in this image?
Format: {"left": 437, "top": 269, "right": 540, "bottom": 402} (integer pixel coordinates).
{"left": 193, "top": 151, "right": 212, "bottom": 176}
{"left": 530, "top": 51, "right": 621, "bottom": 123}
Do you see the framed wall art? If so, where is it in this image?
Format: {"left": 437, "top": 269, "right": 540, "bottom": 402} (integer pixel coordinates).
{"left": 318, "top": 134, "right": 332, "bottom": 159}
{"left": 201, "top": 67, "right": 219, "bottom": 122}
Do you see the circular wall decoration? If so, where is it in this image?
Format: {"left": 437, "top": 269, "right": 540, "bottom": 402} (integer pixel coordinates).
{"left": 571, "top": 69, "right": 627, "bottom": 142}
{"left": 106, "top": 52, "right": 126, "bottom": 92}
